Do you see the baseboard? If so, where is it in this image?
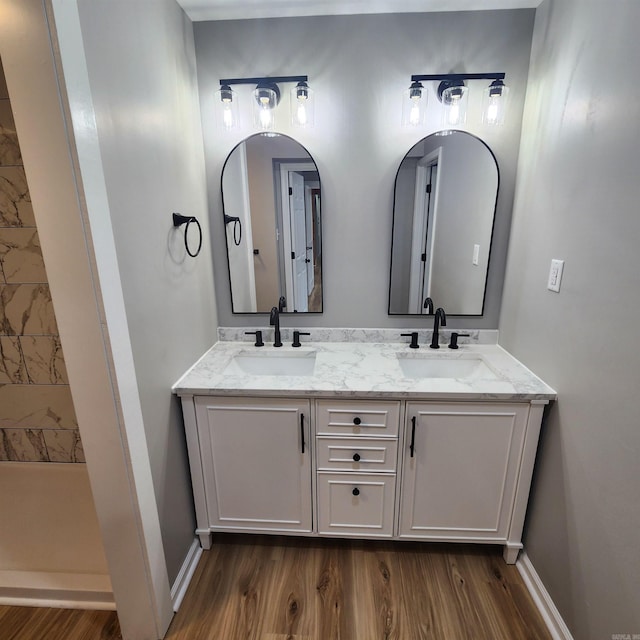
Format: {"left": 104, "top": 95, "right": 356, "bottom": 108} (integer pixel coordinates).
{"left": 517, "top": 552, "right": 574, "bottom": 640}
{"left": 0, "top": 570, "right": 114, "bottom": 610}
{"left": 170, "top": 538, "right": 202, "bottom": 612}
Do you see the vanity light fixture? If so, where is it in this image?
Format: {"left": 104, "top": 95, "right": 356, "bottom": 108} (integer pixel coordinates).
{"left": 438, "top": 79, "right": 469, "bottom": 127}
{"left": 217, "top": 75, "right": 313, "bottom": 131}
{"left": 482, "top": 79, "right": 509, "bottom": 126}
{"left": 214, "top": 84, "right": 240, "bottom": 130}
{"left": 402, "top": 73, "right": 508, "bottom": 127}
{"left": 291, "top": 81, "right": 315, "bottom": 128}
{"left": 402, "top": 80, "right": 427, "bottom": 127}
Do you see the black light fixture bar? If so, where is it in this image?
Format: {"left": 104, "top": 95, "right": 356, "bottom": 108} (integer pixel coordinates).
{"left": 220, "top": 75, "right": 308, "bottom": 87}
{"left": 411, "top": 72, "right": 505, "bottom": 83}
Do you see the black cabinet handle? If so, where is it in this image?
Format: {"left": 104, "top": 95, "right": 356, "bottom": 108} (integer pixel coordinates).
{"left": 352, "top": 453, "right": 361, "bottom": 462}
{"left": 410, "top": 416, "right": 416, "bottom": 458}
{"left": 300, "top": 413, "right": 305, "bottom": 454}
{"left": 353, "top": 417, "right": 362, "bottom": 425}
{"left": 352, "top": 488, "right": 360, "bottom": 496}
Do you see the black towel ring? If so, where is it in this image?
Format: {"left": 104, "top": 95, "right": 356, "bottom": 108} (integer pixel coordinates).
{"left": 224, "top": 214, "right": 242, "bottom": 246}
{"left": 172, "top": 213, "right": 202, "bottom": 257}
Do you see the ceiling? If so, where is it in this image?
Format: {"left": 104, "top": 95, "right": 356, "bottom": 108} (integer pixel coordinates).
{"left": 177, "top": 0, "right": 543, "bottom": 22}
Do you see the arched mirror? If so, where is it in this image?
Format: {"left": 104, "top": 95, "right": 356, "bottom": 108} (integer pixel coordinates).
{"left": 222, "top": 133, "right": 322, "bottom": 313}
{"left": 389, "top": 130, "right": 499, "bottom": 315}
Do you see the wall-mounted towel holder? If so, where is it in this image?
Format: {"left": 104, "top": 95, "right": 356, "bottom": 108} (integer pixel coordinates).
{"left": 224, "top": 214, "right": 242, "bottom": 246}
{"left": 173, "top": 213, "right": 202, "bottom": 257}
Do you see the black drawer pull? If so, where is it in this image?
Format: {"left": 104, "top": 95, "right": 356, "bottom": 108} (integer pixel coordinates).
{"left": 410, "top": 416, "right": 416, "bottom": 458}
{"left": 352, "top": 488, "right": 360, "bottom": 496}
{"left": 352, "top": 453, "right": 361, "bottom": 462}
{"left": 353, "top": 417, "right": 362, "bottom": 425}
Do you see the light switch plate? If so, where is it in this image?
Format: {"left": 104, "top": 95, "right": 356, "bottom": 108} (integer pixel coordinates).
{"left": 472, "top": 244, "right": 480, "bottom": 266}
{"left": 547, "top": 259, "right": 564, "bottom": 292}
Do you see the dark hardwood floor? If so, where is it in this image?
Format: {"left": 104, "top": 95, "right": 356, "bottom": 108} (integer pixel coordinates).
{"left": 0, "top": 535, "right": 551, "bottom": 640}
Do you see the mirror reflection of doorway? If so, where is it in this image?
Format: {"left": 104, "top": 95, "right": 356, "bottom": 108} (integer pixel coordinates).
{"left": 276, "top": 162, "right": 322, "bottom": 312}
{"left": 409, "top": 150, "right": 441, "bottom": 314}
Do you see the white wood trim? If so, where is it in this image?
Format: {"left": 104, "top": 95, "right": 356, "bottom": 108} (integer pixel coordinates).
{"left": 0, "top": 571, "right": 115, "bottom": 610}
{"left": 170, "top": 539, "right": 202, "bottom": 612}
{"left": 517, "top": 552, "right": 574, "bottom": 640}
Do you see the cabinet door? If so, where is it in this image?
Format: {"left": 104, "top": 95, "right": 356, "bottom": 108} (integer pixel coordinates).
{"left": 399, "top": 402, "right": 529, "bottom": 541}
{"left": 195, "top": 397, "right": 312, "bottom": 533}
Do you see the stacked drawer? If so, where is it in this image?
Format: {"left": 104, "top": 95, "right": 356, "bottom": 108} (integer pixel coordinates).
{"left": 315, "top": 399, "right": 400, "bottom": 537}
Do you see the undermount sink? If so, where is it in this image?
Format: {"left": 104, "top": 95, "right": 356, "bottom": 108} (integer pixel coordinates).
{"left": 397, "top": 354, "right": 497, "bottom": 380}
{"left": 223, "top": 351, "right": 317, "bottom": 376}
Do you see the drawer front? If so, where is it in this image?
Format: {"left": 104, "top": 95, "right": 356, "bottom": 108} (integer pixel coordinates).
{"left": 316, "top": 400, "right": 400, "bottom": 437}
{"left": 316, "top": 437, "right": 398, "bottom": 472}
{"left": 317, "top": 472, "right": 396, "bottom": 537}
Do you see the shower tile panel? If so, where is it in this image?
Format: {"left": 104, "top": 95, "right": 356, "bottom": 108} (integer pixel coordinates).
{"left": 0, "top": 283, "right": 58, "bottom": 335}
{"left": 0, "top": 228, "right": 46, "bottom": 283}
{"left": 0, "top": 101, "right": 21, "bottom": 166}
{"left": 0, "top": 335, "right": 27, "bottom": 383}
{"left": 19, "top": 335, "right": 68, "bottom": 384}
{"left": 0, "top": 384, "right": 77, "bottom": 429}
{"left": 0, "top": 167, "right": 35, "bottom": 227}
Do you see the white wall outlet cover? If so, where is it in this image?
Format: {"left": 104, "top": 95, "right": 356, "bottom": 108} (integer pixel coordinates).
{"left": 547, "top": 259, "right": 564, "bottom": 292}
{"left": 473, "top": 244, "right": 480, "bottom": 266}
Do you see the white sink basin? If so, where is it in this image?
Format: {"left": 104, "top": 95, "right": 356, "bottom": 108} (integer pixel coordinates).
{"left": 224, "top": 351, "right": 317, "bottom": 376}
{"left": 397, "top": 354, "right": 496, "bottom": 380}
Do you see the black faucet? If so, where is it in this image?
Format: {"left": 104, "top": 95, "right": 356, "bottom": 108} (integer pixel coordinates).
{"left": 278, "top": 296, "right": 286, "bottom": 312}
{"left": 269, "top": 307, "right": 283, "bottom": 347}
{"left": 430, "top": 307, "right": 447, "bottom": 349}
{"left": 423, "top": 297, "right": 434, "bottom": 314}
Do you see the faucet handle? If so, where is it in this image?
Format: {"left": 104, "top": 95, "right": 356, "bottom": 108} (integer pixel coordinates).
{"left": 292, "top": 331, "right": 310, "bottom": 348}
{"left": 448, "top": 332, "right": 470, "bottom": 349}
{"left": 401, "top": 332, "right": 420, "bottom": 349}
{"left": 245, "top": 330, "right": 264, "bottom": 347}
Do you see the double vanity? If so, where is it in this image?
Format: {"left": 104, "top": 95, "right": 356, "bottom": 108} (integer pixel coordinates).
{"left": 173, "top": 330, "right": 555, "bottom": 564}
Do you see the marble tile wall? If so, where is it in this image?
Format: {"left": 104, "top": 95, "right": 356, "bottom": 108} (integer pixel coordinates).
{"left": 0, "top": 59, "right": 83, "bottom": 463}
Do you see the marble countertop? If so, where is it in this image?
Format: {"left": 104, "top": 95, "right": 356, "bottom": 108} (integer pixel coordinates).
{"left": 173, "top": 340, "right": 556, "bottom": 402}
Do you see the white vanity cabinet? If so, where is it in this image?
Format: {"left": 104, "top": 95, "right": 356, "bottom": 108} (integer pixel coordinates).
{"left": 188, "top": 396, "right": 312, "bottom": 546}
{"left": 180, "top": 392, "right": 547, "bottom": 562}
{"left": 398, "top": 401, "right": 546, "bottom": 562}
{"left": 175, "top": 341, "right": 555, "bottom": 562}
{"left": 315, "top": 400, "right": 400, "bottom": 538}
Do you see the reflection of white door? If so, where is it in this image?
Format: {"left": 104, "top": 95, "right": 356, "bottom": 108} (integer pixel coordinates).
{"left": 289, "top": 172, "right": 309, "bottom": 312}
{"left": 409, "top": 147, "right": 441, "bottom": 313}
{"left": 304, "top": 185, "right": 314, "bottom": 293}
{"left": 421, "top": 163, "right": 438, "bottom": 304}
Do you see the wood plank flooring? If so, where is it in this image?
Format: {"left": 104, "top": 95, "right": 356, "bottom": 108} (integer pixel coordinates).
{"left": 0, "top": 535, "right": 552, "bottom": 640}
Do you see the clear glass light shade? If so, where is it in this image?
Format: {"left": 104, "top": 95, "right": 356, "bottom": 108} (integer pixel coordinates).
{"left": 402, "top": 83, "right": 427, "bottom": 127}
{"left": 482, "top": 82, "right": 509, "bottom": 125}
{"left": 291, "top": 82, "right": 315, "bottom": 127}
{"left": 214, "top": 86, "right": 240, "bottom": 130}
{"left": 441, "top": 85, "right": 469, "bottom": 127}
{"left": 253, "top": 85, "right": 278, "bottom": 130}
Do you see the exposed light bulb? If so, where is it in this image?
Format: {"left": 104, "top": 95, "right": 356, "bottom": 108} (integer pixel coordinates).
{"left": 448, "top": 99, "right": 460, "bottom": 125}
{"left": 409, "top": 99, "right": 421, "bottom": 126}
{"left": 296, "top": 101, "right": 308, "bottom": 126}
{"left": 486, "top": 99, "right": 499, "bottom": 125}
{"left": 482, "top": 80, "right": 509, "bottom": 126}
{"left": 223, "top": 104, "right": 234, "bottom": 129}
{"left": 259, "top": 106, "right": 272, "bottom": 128}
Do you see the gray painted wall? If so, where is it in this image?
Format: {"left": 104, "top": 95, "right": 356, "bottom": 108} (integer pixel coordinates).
{"left": 499, "top": 1, "right": 640, "bottom": 637}
{"left": 75, "top": 0, "right": 218, "bottom": 583}
{"left": 195, "top": 10, "right": 535, "bottom": 329}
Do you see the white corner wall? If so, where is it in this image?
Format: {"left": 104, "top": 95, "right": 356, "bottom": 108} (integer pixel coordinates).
{"left": 500, "top": 1, "right": 640, "bottom": 637}
{"left": 65, "top": 0, "right": 218, "bottom": 584}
